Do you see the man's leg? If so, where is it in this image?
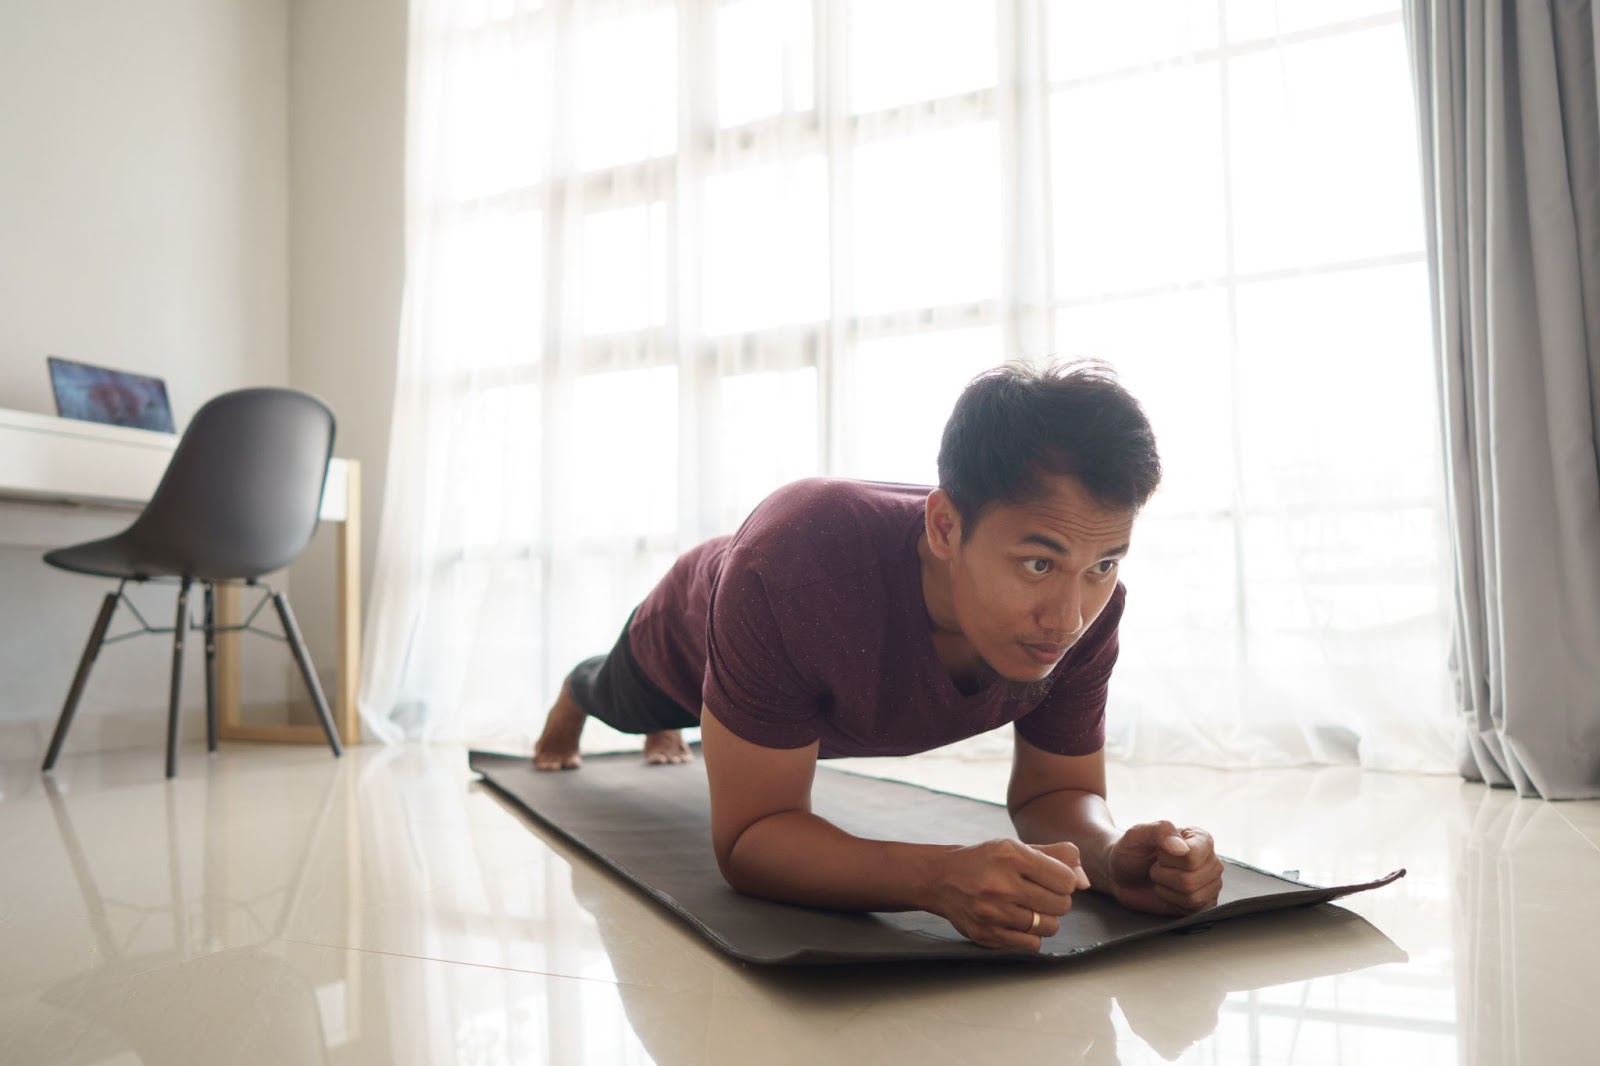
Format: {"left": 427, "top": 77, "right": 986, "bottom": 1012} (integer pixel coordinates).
{"left": 534, "top": 661, "right": 697, "bottom": 771}
{"left": 533, "top": 678, "right": 587, "bottom": 771}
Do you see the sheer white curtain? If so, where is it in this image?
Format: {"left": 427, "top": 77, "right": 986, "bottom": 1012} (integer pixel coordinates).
{"left": 362, "top": 0, "right": 1456, "bottom": 771}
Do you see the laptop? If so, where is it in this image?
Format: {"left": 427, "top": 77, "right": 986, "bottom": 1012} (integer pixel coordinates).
{"left": 47, "top": 356, "right": 176, "bottom": 434}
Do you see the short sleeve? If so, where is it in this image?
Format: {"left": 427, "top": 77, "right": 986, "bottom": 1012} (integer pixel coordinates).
{"left": 1013, "top": 583, "right": 1125, "bottom": 756}
{"left": 701, "top": 547, "right": 823, "bottom": 749}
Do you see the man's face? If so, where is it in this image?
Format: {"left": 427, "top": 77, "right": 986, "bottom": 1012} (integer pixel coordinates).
{"left": 928, "top": 474, "right": 1135, "bottom": 683}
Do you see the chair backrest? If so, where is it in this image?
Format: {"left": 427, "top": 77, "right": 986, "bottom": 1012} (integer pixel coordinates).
{"left": 127, "top": 388, "right": 336, "bottom": 580}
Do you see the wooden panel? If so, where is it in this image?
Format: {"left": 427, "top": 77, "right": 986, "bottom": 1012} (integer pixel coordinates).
{"left": 216, "top": 582, "right": 242, "bottom": 732}
{"left": 334, "top": 461, "right": 362, "bottom": 744}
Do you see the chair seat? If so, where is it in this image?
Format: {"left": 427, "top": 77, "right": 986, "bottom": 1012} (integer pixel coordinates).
{"left": 43, "top": 534, "right": 186, "bottom": 581}
{"left": 43, "top": 533, "right": 272, "bottom": 583}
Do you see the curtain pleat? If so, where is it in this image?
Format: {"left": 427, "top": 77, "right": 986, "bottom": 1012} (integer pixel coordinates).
{"left": 1406, "top": 0, "right": 1600, "bottom": 798}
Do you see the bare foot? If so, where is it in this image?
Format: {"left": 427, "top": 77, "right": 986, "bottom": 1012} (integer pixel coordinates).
{"left": 643, "top": 730, "right": 693, "bottom": 766}
{"left": 533, "top": 684, "right": 586, "bottom": 771}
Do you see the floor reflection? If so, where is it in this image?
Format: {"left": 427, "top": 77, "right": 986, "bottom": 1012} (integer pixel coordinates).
{"left": 4, "top": 744, "right": 1589, "bottom": 1065}
{"left": 536, "top": 784, "right": 1408, "bottom": 1066}
{"left": 10, "top": 756, "right": 350, "bottom": 1064}
{"left": 1453, "top": 785, "right": 1598, "bottom": 1066}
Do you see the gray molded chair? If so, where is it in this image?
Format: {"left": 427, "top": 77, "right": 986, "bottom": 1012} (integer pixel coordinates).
{"left": 40, "top": 387, "right": 343, "bottom": 778}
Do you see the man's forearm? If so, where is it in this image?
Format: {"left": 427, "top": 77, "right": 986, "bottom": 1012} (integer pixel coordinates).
{"left": 723, "top": 810, "right": 954, "bottom": 912}
{"left": 1010, "top": 789, "right": 1123, "bottom": 890}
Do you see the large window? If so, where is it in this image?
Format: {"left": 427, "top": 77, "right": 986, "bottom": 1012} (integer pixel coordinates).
{"left": 383, "top": 0, "right": 1452, "bottom": 773}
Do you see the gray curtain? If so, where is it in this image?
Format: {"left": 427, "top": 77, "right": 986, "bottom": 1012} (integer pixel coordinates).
{"left": 1404, "top": 1, "right": 1600, "bottom": 798}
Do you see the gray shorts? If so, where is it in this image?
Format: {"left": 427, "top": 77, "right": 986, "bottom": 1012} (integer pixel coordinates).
{"left": 565, "top": 609, "right": 700, "bottom": 734}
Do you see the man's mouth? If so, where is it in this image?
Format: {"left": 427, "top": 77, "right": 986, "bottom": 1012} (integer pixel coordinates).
{"left": 1020, "top": 641, "right": 1069, "bottom": 665}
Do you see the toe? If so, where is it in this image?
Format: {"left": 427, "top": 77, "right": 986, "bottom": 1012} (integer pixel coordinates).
{"left": 534, "top": 750, "right": 582, "bottom": 771}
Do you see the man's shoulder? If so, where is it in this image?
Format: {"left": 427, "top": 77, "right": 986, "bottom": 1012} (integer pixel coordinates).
{"left": 728, "top": 477, "right": 928, "bottom": 591}
{"left": 754, "top": 475, "right": 928, "bottom": 516}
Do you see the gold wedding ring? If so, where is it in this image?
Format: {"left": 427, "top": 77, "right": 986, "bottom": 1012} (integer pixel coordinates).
{"left": 1028, "top": 909, "right": 1041, "bottom": 934}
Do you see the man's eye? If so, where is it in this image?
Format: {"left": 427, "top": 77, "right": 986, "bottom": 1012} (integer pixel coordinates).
{"left": 1094, "top": 559, "right": 1119, "bottom": 575}
{"left": 1024, "top": 559, "right": 1052, "bottom": 575}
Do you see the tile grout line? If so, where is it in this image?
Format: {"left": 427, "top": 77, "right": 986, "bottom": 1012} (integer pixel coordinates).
{"left": 1548, "top": 806, "right": 1600, "bottom": 858}
{"left": 268, "top": 933, "right": 657, "bottom": 990}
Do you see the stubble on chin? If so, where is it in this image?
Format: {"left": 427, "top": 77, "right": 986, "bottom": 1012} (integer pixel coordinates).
{"left": 975, "top": 656, "right": 1056, "bottom": 703}
{"left": 1003, "top": 676, "right": 1056, "bottom": 703}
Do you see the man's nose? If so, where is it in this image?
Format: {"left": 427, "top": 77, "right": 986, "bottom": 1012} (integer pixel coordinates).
{"left": 1039, "top": 587, "right": 1082, "bottom": 641}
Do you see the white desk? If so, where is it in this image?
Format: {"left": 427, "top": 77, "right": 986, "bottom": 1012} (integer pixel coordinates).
{"left": 0, "top": 406, "right": 362, "bottom": 745}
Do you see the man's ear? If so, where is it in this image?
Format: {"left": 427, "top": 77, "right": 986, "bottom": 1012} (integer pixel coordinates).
{"left": 925, "top": 489, "right": 962, "bottom": 561}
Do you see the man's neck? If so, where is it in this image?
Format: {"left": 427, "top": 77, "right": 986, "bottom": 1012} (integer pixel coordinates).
{"left": 917, "top": 532, "right": 985, "bottom": 688}
{"left": 916, "top": 532, "right": 960, "bottom": 631}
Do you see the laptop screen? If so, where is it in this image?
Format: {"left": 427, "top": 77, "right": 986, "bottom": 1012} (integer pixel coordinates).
{"left": 47, "top": 356, "right": 176, "bottom": 434}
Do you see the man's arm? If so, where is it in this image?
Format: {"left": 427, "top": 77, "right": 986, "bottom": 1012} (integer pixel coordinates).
{"left": 1008, "top": 733, "right": 1224, "bottom": 914}
{"left": 701, "top": 705, "right": 1089, "bottom": 950}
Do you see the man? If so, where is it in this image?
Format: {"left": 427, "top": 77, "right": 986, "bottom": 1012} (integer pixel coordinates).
{"left": 534, "top": 361, "right": 1224, "bottom": 951}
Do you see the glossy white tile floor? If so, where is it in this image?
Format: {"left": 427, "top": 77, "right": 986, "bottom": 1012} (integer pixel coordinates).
{"left": 2, "top": 741, "right": 1595, "bottom": 1066}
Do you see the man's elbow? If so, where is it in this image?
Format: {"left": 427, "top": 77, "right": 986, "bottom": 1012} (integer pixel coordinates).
{"left": 711, "top": 809, "right": 802, "bottom": 894}
{"left": 712, "top": 835, "right": 741, "bottom": 886}
{"left": 1008, "top": 785, "right": 1102, "bottom": 820}
{"left": 713, "top": 835, "right": 769, "bottom": 897}
{"left": 712, "top": 817, "right": 766, "bottom": 893}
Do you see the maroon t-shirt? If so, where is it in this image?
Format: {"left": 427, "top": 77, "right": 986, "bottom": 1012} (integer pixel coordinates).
{"left": 627, "top": 477, "right": 1122, "bottom": 759}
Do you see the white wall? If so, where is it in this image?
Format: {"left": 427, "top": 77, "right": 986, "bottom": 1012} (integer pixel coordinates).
{"left": 0, "top": 0, "right": 294, "bottom": 755}
{"left": 0, "top": 0, "right": 290, "bottom": 414}
{"left": 285, "top": 0, "right": 405, "bottom": 711}
{"left": 0, "top": 0, "right": 406, "bottom": 756}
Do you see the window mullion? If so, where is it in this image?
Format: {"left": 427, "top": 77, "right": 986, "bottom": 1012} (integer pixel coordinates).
{"left": 678, "top": 0, "right": 718, "bottom": 545}
{"left": 817, "top": 0, "right": 853, "bottom": 476}
{"left": 1215, "top": 1, "right": 1251, "bottom": 657}
{"left": 538, "top": 0, "right": 582, "bottom": 695}
{"left": 1000, "top": 0, "right": 1055, "bottom": 363}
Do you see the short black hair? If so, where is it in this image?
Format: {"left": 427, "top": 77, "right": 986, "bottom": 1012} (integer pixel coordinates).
{"left": 936, "top": 360, "right": 1161, "bottom": 539}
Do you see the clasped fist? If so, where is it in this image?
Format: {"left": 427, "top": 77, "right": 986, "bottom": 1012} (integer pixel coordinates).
{"left": 1107, "top": 821, "right": 1223, "bottom": 916}
{"left": 931, "top": 838, "right": 1091, "bottom": 952}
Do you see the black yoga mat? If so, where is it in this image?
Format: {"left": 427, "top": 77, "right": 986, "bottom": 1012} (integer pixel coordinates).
{"left": 470, "top": 749, "right": 1405, "bottom": 966}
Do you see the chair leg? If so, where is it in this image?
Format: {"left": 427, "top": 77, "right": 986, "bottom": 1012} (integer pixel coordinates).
{"left": 271, "top": 592, "right": 343, "bottom": 758}
{"left": 166, "top": 578, "right": 192, "bottom": 780}
{"left": 203, "top": 583, "right": 218, "bottom": 754}
{"left": 42, "top": 592, "right": 121, "bottom": 773}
